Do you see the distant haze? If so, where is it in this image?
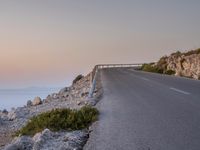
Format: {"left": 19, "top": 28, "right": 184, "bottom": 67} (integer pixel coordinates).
{"left": 0, "top": 0, "right": 200, "bottom": 88}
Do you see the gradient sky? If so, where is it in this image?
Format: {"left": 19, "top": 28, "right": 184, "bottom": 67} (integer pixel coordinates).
{"left": 0, "top": 0, "right": 200, "bottom": 88}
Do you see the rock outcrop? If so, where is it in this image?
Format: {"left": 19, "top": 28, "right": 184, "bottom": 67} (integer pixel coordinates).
{"left": 27, "top": 100, "right": 32, "bottom": 107}
{"left": 155, "top": 48, "right": 200, "bottom": 79}
{"left": 44, "top": 73, "right": 93, "bottom": 105}
{"left": 4, "top": 129, "right": 88, "bottom": 150}
{"left": 32, "top": 97, "right": 42, "bottom": 106}
{"left": 0, "top": 71, "right": 102, "bottom": 149}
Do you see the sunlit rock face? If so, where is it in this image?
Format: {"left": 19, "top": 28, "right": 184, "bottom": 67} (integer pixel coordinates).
{"left": 157, "top": 49, "right": 200, "bottom": 79}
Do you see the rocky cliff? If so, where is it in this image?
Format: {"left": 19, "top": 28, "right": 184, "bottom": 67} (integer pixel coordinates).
{"left": 0, "top": 72, "right": 102, "bottom": 150}
{"left": 155, "top": 48, "right": 200, "bottom": 79}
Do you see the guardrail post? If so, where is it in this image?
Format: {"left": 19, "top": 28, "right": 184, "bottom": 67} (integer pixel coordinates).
{"left": 88, "top": 65, "right": 98, "bottom": 98}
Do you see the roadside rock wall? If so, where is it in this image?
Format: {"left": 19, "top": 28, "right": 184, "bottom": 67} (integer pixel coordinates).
{"left": 166, "top": 53, "right": 200, "bottom": 79}
{"left": 156, "top": 49, "right": 200, "bottom": 79}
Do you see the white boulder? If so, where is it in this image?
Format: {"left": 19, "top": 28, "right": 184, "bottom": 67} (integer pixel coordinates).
{"left": 32, "top": 97, "right": 42, "bottom": 106}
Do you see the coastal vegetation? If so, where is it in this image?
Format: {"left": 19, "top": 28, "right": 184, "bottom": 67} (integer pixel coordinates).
{"left": 16, "top": 106, "right": 99, "bottom": 136}
{"left": 140, "top": 63, "right": 175, "bottom": 75}
{"left": 73, "top": 74, "right": 84, "bottom": 84}
{"left": 182, "top": 48, "right": 200, "bottom": 56}
{"left": 141, "top": 63, "right": 163, "bottom": 74}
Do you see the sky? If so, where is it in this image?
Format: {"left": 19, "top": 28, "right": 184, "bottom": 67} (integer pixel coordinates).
{"left": 0, "top": 0, "right": 200, "bottom": 88}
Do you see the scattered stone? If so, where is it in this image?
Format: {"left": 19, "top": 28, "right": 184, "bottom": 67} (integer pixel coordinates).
{"left": 0, "top": 111, "right": 8, "bottom": 121}
{"left": 7, "top": 107, "right": 30, "bottom": 121}
{"left": 59, "top": 87, "right": 69, "bottom": 94}
{"left": 86, "top": 99, "right": 97, "bottom": 106}
{"left": 81, "top": 92, "right": 89, "bottom": 97}
{"left": 32, "top": 97, "right": 42, "bottom": 106}
{"left": 4, "top": 136, "right": 33, "bottom": 150}
{"left": 77, "top": 101, "right": 81, "bottom": 105}
{"left": 2, "top": 109, "right": 8, "bottom": 114}
{"left": 63, "top": 92, "right": 69, "bottom": 98}
{"left": 43, "top": 95, "right": 51, "bottom": 103}
{"left": 4, "top": 129, "right": 89, "bottom": 150}
{"left": 50, "top": 93, "right": 58, "bottom": 99}
{"left": 7, "top": 111, "right": 16, "bottom": 121}
{"left": 27, "top": 100, "right": 32, "bottom": 107}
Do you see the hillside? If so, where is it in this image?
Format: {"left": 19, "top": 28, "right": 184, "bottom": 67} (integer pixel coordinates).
{"left": 0, "top": 73, "right": 102, "bottom": 150}
{"left": 141, "top": 48, "right": 200, "bottom": 79}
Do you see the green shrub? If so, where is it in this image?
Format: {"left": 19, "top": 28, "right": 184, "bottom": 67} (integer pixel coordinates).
{"left": 141, "top": 64, "right": 176, "bottom": 75}
{"left": 73, "top": 74, "right": 84, "bottom": 84}
{"left": 165, "top": 70, "right": 175, "bottom": 75}
{"left": 183, "top": 48, "right": 200, "bottom": 56}
{"left": 171, "top": 51, "right": 182, "bottom": 57}
{"left": 141, "top": 64, "right": 163, "bottom": 74}
{"left": 16, "top": 106, "right": 99, "bottom": 136}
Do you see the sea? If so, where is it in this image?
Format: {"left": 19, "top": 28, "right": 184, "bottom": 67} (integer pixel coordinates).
{"left": 0, "top": 87, "right": 61, "bottom": 111}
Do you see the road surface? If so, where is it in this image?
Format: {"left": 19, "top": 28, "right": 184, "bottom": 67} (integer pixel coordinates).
{"left": 84, "top": 68, "right": 200, "bottom": 150}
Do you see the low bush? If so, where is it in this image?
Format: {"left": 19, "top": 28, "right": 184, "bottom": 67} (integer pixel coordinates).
{"left": 141, "top": 64, "right": 163, "bottom": 74}
{"left": 16, "top": 106, "right": 99, "bottom": 136}
{"left": 183, "top": 48, "right": 200, "bottom": 56}
{"left": 171, "top": 51, "right": 182, "bottom": 57}
{"left": 157, "top": 56, "right": 168, "bottom": 70}
{"left": 141, "top": 48, "right": 200, "bottom": 76}
{"left": 73, "top": 74, "right": 84, "bottom": 84}
{"left": 164, "top": 70, "right": 175, "bottom": 75}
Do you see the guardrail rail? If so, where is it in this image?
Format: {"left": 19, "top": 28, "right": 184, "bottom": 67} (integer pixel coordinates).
{"left": 88, "top": 63, "right": 143, "bottom": 98}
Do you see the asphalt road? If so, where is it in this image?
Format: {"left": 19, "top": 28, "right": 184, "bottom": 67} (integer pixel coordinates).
{"left": 84, "top": 68, "right": 200, "bottom": 150}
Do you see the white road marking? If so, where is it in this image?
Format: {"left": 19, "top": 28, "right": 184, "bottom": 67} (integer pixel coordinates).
{"left": 170, "top": 87, "right": 190, "bottom": 95}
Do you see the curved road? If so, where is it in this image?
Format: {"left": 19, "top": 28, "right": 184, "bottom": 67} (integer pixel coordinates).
{"left": 84, "top": 68, "right": 200, "bottom": 150}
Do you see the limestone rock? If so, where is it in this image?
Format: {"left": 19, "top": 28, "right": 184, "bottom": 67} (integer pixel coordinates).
{"left": 59, "top": 87, "right": 69, "bottom": 95}
{"left": 7, "top": 111, "right": 16, "bottom": 121}
{"left": 4, "top": 129, "right": 89, "bottom": 150}
{"left": 4, "top": 136, "right": 33, "bottom": 150}
{"left": 7, "top": 107, "right": 29, "bottom": 121}
{"left": 32, "top": 97, "right": 42, "bottom": 106}
{"left": 77, "top": 101, "right": 81, "bottom": 105}
{"left": 155, "top": 49, "right": 200, "bottom": 79}
{"left": 27, "top": 100, "right": 32, "bottom": 107}
{"left": 166, "top": 53, "right": 200, "bottom": 79}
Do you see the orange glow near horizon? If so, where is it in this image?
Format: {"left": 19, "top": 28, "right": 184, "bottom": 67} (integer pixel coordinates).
{"left": 0, "top": 1, "right": 200, "bottom": 88}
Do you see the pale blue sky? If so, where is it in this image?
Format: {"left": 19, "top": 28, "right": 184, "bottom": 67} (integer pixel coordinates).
{"left": 0, "top": 0, "right": 200, "bottom": 88}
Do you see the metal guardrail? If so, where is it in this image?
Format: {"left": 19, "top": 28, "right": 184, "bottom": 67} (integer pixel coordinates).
{"left": 88, "top": 63, "right": 143, "bottom": 98}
